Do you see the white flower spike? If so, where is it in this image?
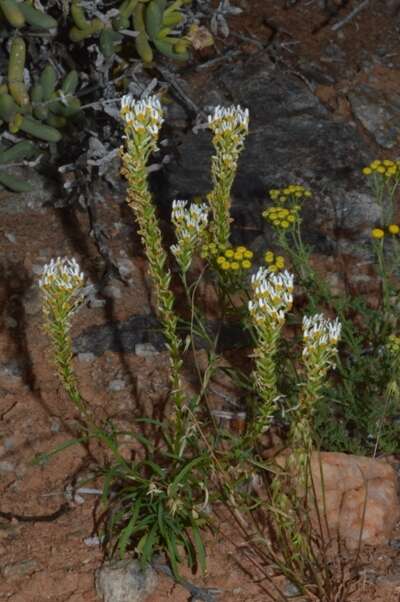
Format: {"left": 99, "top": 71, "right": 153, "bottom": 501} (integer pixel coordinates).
{"left": 171, "top": 200, "right": 209, "bottom": 273}
{"left": 39, "top": 257, "right": 84, "bottom": 291}
{"left": 208, "top": 105, "right": 249, "bottom": 135}
{"left": 302, "top": 313, "right": 341, "bottom": 358}
{"left": 120, "top": 95, "right": 164, "bottom": 137}
{"left": 249, "top": 268, "right": 294, "bottom": 326}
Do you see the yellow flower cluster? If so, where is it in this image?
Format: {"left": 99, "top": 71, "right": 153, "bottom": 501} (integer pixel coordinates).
{"left": 387, "top": 334, "right": 400, "bottom": 355}
{"left": 263, "top": 205, "right": 299, "bottom": 229}
{"left": 216, "top": 245, "right": 254, "bottom": 271}
{"left": 200, "top": 241, "right": 225, "bottom": 259}
{"left": 269, "top": 184, "right": 312, "bottom": 202}
{"left": 371, "top": 224, "right": 400, "bottom": 239}
{"left": 362, "top": 159, "right": 400, "bottom": 178}
{"left": 264, "top": 251, "right": 285, "bottom": 272}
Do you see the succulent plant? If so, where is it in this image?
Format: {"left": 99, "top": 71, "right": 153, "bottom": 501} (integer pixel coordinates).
{"left": 67, "top": 0, "right": 191, "bottom": 62}
{"left": 0, "top": 0, "right": 194, "bottom": 191}
{"left": 0, "top": 140, "right": 36, "bottom": 191}
{"left": 0, "top": 38, "right": 82, "bottom": 142}
{"left": 0, "top": 0, "right": 57, "bottom": 30}
{"left": 138, "top": 0, "right": 191, "bottom": 62}
{"left": 0, "top": 39, "right": 83, "bottom": 191}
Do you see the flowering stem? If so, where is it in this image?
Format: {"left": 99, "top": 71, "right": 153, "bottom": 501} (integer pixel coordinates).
{"left": 39, "top": 258, "right": 94, "bottom": 428}
{"left": 120, "top": 96, "right": 187, "bottom": 455}
{"left": 207, "top": 106, "right": 249, "bottom": 249}
{"left": 247, "top": 269, "right": 294, "bottom": 440}
{"left": 291, "top": 314, "right": 341, "bottom": 473}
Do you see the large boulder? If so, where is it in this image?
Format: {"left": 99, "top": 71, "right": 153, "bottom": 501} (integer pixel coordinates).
{"left": 309, "top": 451, "right": 399, "bottom": 548}
{"left": 164, "top": 54, "right": 378, "bottom": 266}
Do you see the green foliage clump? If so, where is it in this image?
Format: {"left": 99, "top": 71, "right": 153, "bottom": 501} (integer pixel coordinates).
{"left": 0, "top": 0, "right": 194, "bottom": 192}
{"left": 68, "top": 0, "right": 191, "bottom": 62}
{"left": 0, "top": 0, "right": 57, "bottom": 30}
{"left": 0, "top": 36, "right": 82, "bottom": 190}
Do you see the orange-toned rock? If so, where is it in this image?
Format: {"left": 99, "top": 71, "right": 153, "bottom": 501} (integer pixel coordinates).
{"left": 309, "top": 451, "right": 400, "bottom": 549}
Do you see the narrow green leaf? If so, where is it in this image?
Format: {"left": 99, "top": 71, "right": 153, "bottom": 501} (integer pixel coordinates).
{"left": 118, "top": 500, "right": 141, "bottom": 558}
{"left": 192, "top": 524, "right": 207, "bottom": 575}
{"left": 31, "top": 436, "right": 87, "bottom": 465}
{"left": 169, "top": 457, "right": 205, "bottom": 497}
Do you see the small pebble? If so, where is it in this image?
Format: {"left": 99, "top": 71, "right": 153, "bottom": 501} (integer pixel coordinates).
{"left": 102, "top": 284, "right": 122, "bottom": 300}
{"left": 134, "top": 343, "right": 159, "bottom": 357}
{"left": 4, "top": 232, "right": 16, "bottom": 244}
{"left": 3, "top": 437, "right": 15, "bottom": 451}
{"left": 2, "top": 559, "right": 38, "bottom": 579}
{"left": 108, "top": 379, "right": 126, "bottom": 392}
{"left": 4, "top": 316, "right": 17, "bottom": 328}
{"left": 84, "top": 536, "right": 104, "bottom": 546}
{"left": 77, "top": 352, "right": 96, "bottom": 363}
{"left": 0, "top": 461, "right": 15, "bottom": 473}
{"left": 283, "top": 581, "right": 301, "bottom": 597}
{"left": 32, "top": 264, "right": 45, "bottom": 275}
{"left": 50, "top": 417, "right": 61, "bottom": 433}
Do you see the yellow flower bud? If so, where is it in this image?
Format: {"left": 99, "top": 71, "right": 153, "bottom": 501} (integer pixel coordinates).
{"left": 371, "top": 228, "right": 385, "bottom": 239}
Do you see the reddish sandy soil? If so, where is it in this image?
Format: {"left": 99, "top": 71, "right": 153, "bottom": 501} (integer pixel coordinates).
{"left": 2, "top": 1, "right": 400, "bottom": 601}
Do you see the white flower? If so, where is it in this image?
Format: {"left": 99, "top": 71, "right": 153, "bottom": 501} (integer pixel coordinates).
{"left": 208, "top": 105, "right": 249, "bottom": 135}
{"left": 171, "top": 200, "right": 209, "bottom": 272}
{"left": 39, "top": 257, "right": 84, "bottom": 291}
{"left": 249, "top": 268, "right": 294, "bottom": 326}
{"left": 171, "top": 199, "right": 209, "bottom": 237}
{"left": 120, "top": 94, "right": 164, "bottom": 137}
{"left": 302, "top": 314, "right": 341, "bottom": 357}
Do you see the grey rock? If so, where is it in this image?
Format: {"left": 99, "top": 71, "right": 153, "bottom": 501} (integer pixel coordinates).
{"left": 32, "top": 263, "right": 45, "bottom": 275}
{"left": 77, "top": 352, "right": 96, "bottom": 363}
{"left": 164, "top": 54, "right": 373, "bottom": 258}
{"left": 73, "top": 314, "right": 252, "bottom": 357}
{"left": 4, "top": 315, "right": 17, "bottom": 328}
{"left": 0, "top": 168, "right": 55, "bottom": 215}
{"left": 50, "top": 417, "right": 61, "bottom": 433}
{"left": 73, "top": 315, "right": 165, "bottom": 357}
{"left": 134, "top": 342, "right": 160, "bottom": 357}
{"left": 108, "top": 379, "right": 126, "bottom": 392}
{"left": 3, "top": 437, "right": 15, "bottom": 450}
{"left": 22, "top": 285, "right": 42, "bottom": 316}
{"left": 1, "top": 559, "right": 38, "bottom": 579}
{"left": 4, "top": 232, "right": 16, "bottom": 243}
{"left": 0, "top": 359, "right": 29, "bottom": 385}
{"left": 95, "top": 559, "right": 157, "bottom": 602}
{"left": 283, "top": 580, "right": 301, "bottom": 597}
{"left": 115, "top": 257, "right": 137, "bottom": 280}
{"left": 166, "top": 101, "right": 189, "bottom": 127}
{"left": 102, "top": 283, "right": 122, "bottom": 300}
{"left": 0, "top": 461, "right": 15, "bottom": 473}
{"left": 349, "top": 84, "right": 400, "bottom": 148}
